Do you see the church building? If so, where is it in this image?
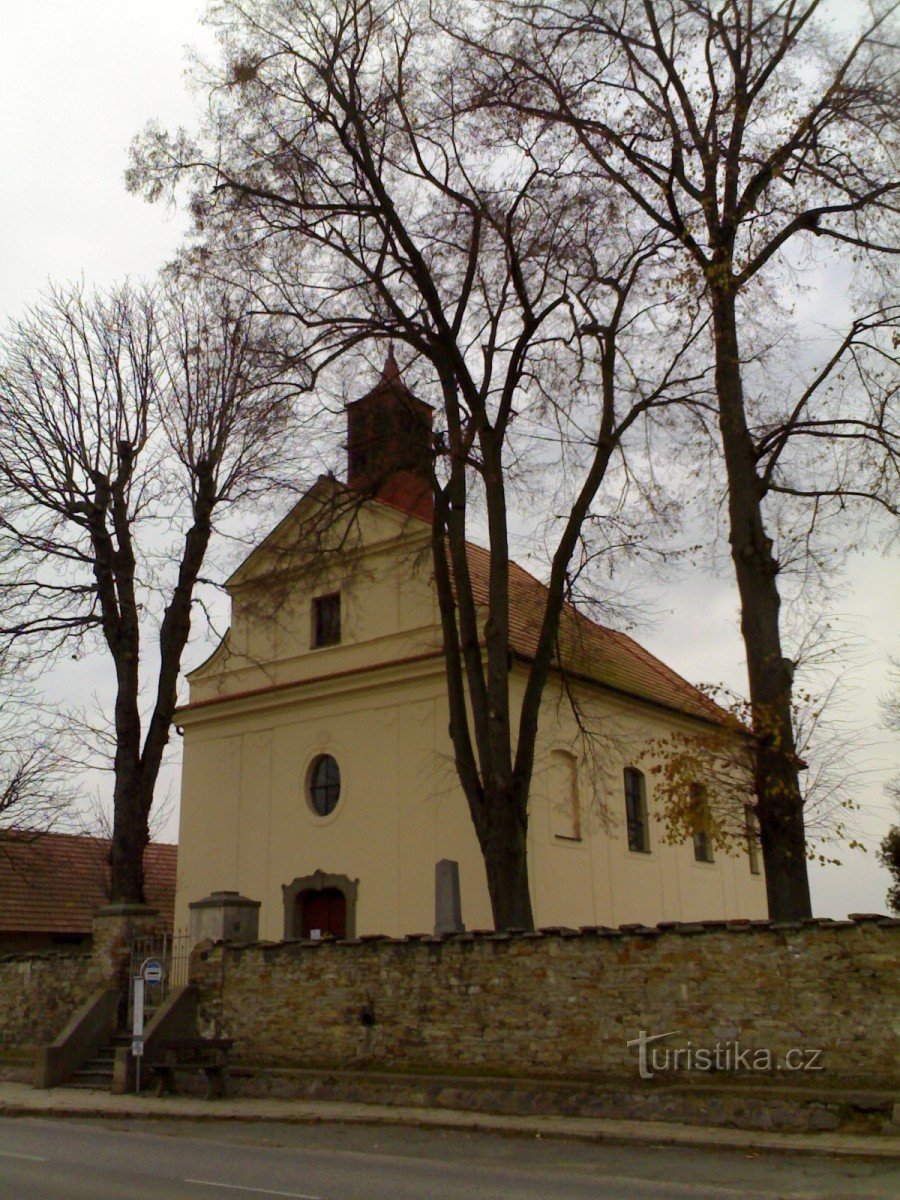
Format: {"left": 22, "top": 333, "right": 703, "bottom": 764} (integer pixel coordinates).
{"left": 173, "top": 355, "right": 766, "bottom": 939}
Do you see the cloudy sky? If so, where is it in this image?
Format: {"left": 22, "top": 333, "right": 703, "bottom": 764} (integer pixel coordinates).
{"left": 1, "top": 2, "right": 896, "bottom": 917}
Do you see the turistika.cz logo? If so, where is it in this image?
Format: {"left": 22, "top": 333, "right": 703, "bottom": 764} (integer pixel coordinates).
{"left": 626, "top": 1030, "right": 825, "bottom": 1080}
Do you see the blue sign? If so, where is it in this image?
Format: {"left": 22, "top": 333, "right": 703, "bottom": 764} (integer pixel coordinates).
{"left": 141, "top": 957, "right": 166, "bottom": 986}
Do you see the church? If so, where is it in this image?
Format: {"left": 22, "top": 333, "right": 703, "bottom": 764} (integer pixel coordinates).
{"left": 173, "top": 355, "right": 766, "bottom": 940}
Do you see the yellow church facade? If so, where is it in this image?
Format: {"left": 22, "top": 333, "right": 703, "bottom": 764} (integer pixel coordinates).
{"left": 174, "top": 464, "right": 767, "bottom": 940}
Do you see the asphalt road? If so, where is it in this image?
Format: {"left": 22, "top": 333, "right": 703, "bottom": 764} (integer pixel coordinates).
{"left": 0, "top": 1116, "right": 897, "bottom": 1199}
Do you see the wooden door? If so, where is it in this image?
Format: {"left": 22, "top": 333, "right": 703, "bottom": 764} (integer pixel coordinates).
{"left": 299, "top": 887, "right": 347, "bottom": 939}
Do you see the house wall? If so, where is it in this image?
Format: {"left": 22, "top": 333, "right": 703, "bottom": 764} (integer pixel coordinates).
{"left": 526, "top": 674, "right": 766, "bottom": 929}
{"left": 191, "top": 500, "right": 438, "bottom": 702}
{"left": 176, "top": 658, "right": 766, "bottom": 938}
{"left": 190, "top": 917, "right": 899, "bottom": 1089}
{"left": 176, "top": 660, "right": 490, "bottom": 939}
{"left": 175, "top": 500, "right": 767, "bottom": 938}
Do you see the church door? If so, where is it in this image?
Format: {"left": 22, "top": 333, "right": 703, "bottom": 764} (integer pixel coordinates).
{"left": 299, "top": 887, "right": 347, "bottom": 939}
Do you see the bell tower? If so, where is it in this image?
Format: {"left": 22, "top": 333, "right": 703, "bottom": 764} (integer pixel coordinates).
{"left": 346, "top": 347, "right": 433, "bottom": 520}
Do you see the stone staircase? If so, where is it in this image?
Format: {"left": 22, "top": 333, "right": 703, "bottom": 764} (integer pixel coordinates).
{"left": 65, "top": 1029, "right": 142, "bottom": 1091}
{"left": 66, "top": 1040, "right": 118, "bottom": 1090}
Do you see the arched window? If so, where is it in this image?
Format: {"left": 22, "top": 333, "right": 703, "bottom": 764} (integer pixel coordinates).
{"left": 307, "top": 754, "right": 341, "bottom": 816}
{"left": 550, "top": 750, "right": 581, "bottom": 840}
{"left": 624, "top": 767, "right": 649, "bottom": 853}
{"left": 690, "top": 782, "right": 714, "bottom": 863}
{"left": 745, "top": 804, "right": 761, "bottom": 874}
{"left": 312, "top": 593, "right": 341, "bottom": 647}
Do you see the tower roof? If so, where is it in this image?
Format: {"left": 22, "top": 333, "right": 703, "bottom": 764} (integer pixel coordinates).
{"left": 346, "top": 348, "right": 434, "bottom": 413}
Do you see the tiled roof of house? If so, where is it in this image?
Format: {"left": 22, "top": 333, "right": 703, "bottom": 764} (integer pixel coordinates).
{"left": 0, "top": 832, "right": 177, "bottom": 935}
{"left": 463, "top": 541, "right": 726, "bottom": 725}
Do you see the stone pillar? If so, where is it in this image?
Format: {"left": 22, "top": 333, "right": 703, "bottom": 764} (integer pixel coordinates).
{"left": 188, "top": 891, "right": 261, "bottom": 949}
{"left": 434, "top": 859, "right": 465, "bottom": 935}
{"left": 91, "top": 904, "right": 162, "bottom": 992}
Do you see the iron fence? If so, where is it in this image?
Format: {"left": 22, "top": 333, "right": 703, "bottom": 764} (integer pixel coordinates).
{"left": 127, "top": 929, "right": 190, "bottom": 1024}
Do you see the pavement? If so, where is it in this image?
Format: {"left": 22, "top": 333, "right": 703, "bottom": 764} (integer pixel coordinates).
{"left": 0, "top": 1081, "right": 897, "bottom": 1160}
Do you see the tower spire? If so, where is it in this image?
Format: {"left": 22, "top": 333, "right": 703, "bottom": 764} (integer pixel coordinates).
{"left": 345, "top": 351, "right": 434, "bottom": 520}
{"left": 380, "top": 342, "right": 401, "bottom": 384}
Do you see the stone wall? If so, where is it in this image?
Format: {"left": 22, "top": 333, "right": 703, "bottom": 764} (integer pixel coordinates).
{"left": 191, "top": 916, "right": 899, "bottom": 1089}
{"left": 0, "top": 906, "right": 165, "bottom": 1058}
{"left": 0, "top": 952, "right": 95, "bottom": 1052}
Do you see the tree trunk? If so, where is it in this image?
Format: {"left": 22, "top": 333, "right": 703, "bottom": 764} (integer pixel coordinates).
{"left": 107, "top": 488, "right": 216, "bottom": 906}
{"left": 479, "top": 789, "right": 534, "bottom": 930}
{"left": 712, "top": 288, "right": 812, "bottom": 920}
{"left": 108, "top": 630, "right": 146, "bottom": 905}
{"left": 430, "top": 428, "right": 536, "bottom": 931}
{"left": 110, "top": 771, "right": 147, "bottom": 905}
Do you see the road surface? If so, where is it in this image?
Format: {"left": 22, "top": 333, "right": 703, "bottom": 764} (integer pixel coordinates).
{"left": 0, "top": 1116, "right": 896, "bottom": 1199}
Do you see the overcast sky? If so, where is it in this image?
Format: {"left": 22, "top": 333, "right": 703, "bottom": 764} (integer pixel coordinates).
{"left": 1, "top": 2, "right": 896, "bottom": 917}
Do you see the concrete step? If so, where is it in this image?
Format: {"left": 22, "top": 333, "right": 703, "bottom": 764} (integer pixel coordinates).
{"left": 65, "top": 1040, "right": 117, "bottom": 1091}
{"left": 80, "top": 1056, "right": 114, "bottom": 1071}
{"left": 68, "top": 1069, "right": 114, "bottom": 1087}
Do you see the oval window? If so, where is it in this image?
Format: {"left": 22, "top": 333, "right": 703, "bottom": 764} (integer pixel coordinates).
{"left": 307, "top": 754, "right": 341, "bottom": 816}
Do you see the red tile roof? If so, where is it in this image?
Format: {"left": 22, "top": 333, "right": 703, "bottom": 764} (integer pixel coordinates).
{"left": 0, "top": 832, "right": 177, "bottom": 935}
{"left": 463, "top": 542, "right": 726, "bottom": 725}
{"left": 374, "top": 495, "right": 725, "bottom": 724}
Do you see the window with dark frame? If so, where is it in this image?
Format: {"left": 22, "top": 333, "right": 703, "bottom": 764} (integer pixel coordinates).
{"left": 312, "top": 592, "right": 341, "bottom": 647}
{"left": 690, "top": 783, "right": 715, "bottom": 863}
{"left": 307, "top": 754, "right": 341, "bottom": 816}
{"left": 745, "top": 804, "right": 761, "bottom": 874}
{"left": 624, "top": 767, "right": 650, "bottom": 853}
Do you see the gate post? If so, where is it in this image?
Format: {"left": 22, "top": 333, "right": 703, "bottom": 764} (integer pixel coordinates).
{"left": 91, "top": 904, "right": 161, "bottom": 995}
{"left": 91, "top": 904, "right": 162, "bottom": 1095}
{"left": 188, "top": 891, "right": 260, "bottom": 951}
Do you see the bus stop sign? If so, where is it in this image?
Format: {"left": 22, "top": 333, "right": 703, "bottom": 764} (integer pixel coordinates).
{"left": 141, "top": 957, "right": 166, "bottom": 986}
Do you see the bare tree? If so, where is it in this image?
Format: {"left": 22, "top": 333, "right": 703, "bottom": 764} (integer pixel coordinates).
{"left": 0, "top": 281, "right": 299, "bottom": 903}
{"left": 462, "top": 0, "right": 900, "bottom": 918}
{"left": 129, "top": 0, "right": 712, "bottom": 929}
{"left": 0, "top": 685, "right": 75, "bottom": 844}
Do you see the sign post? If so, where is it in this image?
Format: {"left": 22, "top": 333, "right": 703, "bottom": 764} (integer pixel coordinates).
{"left": 132, "top": 958, "right": 166, "bottom": 1093}
{"left": 132, "top": 976, "right": 144, "bottom": 1094}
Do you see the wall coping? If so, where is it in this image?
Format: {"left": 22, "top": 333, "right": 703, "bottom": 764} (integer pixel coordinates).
{"left": 195, "top": 913, "right": 899, "bottom": 956}
{"left": 190, "top": 890, "right": 262, "bottom": 911}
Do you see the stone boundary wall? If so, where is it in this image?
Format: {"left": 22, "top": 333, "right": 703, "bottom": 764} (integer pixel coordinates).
{"left": 0, "top": 952, "right": 96, "bottom": 1053}
{"left": 191, "top": 916, "right": 899, "bottom": 1088}
{"left": 0, "top": 908, "right": 173, "bottom": 1062}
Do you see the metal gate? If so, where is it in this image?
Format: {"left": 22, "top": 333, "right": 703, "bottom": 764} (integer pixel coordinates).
{"left": 127, "top": 930, "right": 189, "bottom": 1025}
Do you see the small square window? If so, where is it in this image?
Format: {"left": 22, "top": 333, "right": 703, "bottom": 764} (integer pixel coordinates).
{"left": 312, "top": 593, "right": 341, "bottom": 647}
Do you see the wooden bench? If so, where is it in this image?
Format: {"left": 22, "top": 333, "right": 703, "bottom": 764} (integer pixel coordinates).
{"left": 149, "top": 1037, "right": 233, "bottom": 1099}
